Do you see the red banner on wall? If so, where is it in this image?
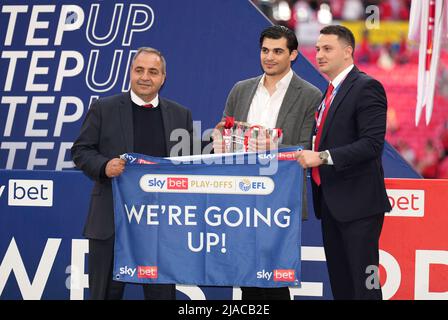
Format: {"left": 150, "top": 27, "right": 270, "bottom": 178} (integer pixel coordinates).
{"left": 380, "top": 179, "right": 448, "bottom": 300}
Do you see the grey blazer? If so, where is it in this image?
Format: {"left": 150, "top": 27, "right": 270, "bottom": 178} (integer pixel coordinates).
{"left": 223, "top": 72, "right": 322, "bottom": 149}
{"left": 222, "top": 72, "right": 322, "bottom": 218}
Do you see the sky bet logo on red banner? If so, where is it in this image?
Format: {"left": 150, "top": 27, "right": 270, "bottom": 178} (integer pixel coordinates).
{"left": 8, "top": 179, "right": 53, "bottom": 207}
{"left": 386, "top": 189, "right": 425, "bottom": 217}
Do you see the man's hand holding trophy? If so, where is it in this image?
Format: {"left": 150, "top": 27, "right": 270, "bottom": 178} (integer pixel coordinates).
{"left": 212, "top": 116, "right": 283, "bottom": 154}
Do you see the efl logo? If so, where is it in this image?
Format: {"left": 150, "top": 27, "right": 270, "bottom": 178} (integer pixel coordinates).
{"left": 238, "top": 179, "right": 251, "bottom": 192}
{"left": 273, "top": 269, "right": 295, "bottom": 282}
{"left": 8, "top": 180, "right": 53, "bottom": 207}
{"left": 138, "top": 266, "right": 158, "bottom": 279}
{"left": 386, "top": 189, "right": 424, "bottom": 217}
{"left": 239, "top": 179, "right": 268, "bottom": 192}
{"left": 167, "top": 177, "right": 188, "bottom": 190}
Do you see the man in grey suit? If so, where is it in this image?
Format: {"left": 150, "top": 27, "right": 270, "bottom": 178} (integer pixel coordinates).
{"left": 213, "top": 25, "right": 322, "bottom": 300}
{"left": 71, "top": 47, "right": 193, "bottom": 299}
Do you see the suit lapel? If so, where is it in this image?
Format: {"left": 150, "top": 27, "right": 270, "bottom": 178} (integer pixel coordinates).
{"left": 159, "top": 98, "right": 172, "bottom": 153}
{"left": 119, "top": 92, "right": 134, "bottom": 152}
{"left": 275, "top": 73, "right": 302, "bottom": 128}
{"left": 320, "top": 66, "right": 359, "bottom": 145}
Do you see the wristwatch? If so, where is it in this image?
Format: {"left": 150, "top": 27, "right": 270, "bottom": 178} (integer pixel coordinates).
{"left": 319, "top": 151, "right": 329, "bottom": 165}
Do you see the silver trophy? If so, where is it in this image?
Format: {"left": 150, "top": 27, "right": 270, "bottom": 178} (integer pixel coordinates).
{"left": 232, "top": 122, "right": 250, "bottom": 153}
{"left": 222, "top": 127, "right": 233, "bottom": 153}
{"left": 219, "top": 117, "right": 283, "bottom": 153}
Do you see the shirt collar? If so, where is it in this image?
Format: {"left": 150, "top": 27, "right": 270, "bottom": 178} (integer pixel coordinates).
{"left": 259, "top": 68, "right": 294, "bottom": 90}
{"left": 330, "top": 64, "right": 354, "bottom": 89}
{"left": 130, "top": 90, "right": 159, "bottom": 108}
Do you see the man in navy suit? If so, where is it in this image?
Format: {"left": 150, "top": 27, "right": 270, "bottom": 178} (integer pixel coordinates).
{"left": 296, "top": 25, "right": 391, "bottom": 300}
{"left": 71, "top": 47, "right": 193, "bottom": 299}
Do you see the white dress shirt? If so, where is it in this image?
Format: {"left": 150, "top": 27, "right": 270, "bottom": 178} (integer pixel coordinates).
{"left": 330, "top": 64, "right": 354, "bottom": 92}
{"left": 130, "top": 90, "right": 159, "bottom": 108}
{"left": 247, "top": 69, "right": 293, "bottom": 129}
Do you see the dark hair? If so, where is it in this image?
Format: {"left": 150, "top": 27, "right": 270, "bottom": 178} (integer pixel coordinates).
{"left": 259, "top": 25, "right": 298, "bottom": 53}
{"left": 320, "top": 25, "right": 355, "bottom": 57}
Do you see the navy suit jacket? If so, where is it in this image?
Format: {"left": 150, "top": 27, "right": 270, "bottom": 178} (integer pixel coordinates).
{"left": 312, "top": 66, "right": 392, "bottom": 222}
{"left": 71, "top": 92, "right": 193, "bottom": 239}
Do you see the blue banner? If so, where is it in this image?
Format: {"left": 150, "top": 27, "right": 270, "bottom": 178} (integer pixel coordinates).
{"left": 112, "top": 148, "right": 303, "bottom": 288}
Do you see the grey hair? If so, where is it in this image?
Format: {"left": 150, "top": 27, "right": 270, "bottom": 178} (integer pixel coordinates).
{"left": 131, "top": 47, "right": 166, "bottom": 74}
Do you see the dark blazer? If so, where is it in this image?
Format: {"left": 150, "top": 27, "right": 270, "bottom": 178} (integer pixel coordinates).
{"left": 312, "top": 66, "right": 392, "bottom": 222}
{"left": 71, "top": 92, "right": 193, "bottom": 239}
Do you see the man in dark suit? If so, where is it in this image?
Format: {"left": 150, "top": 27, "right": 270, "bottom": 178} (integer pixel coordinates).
{"left": 71, "top": 47, "right": 193, "bottom": 299}
{"left": 213, "top": 25, "right": 322, "bottom": 300}
{"left": 296, "top": 25, "right": 392, "bottom": 300}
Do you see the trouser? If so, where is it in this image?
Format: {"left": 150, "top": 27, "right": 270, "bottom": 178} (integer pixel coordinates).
{"left": 319, "top": 188, "right": 384, "bottom": 300}
{"left": 241, "top": 287, "right": 290, "bottom": 300}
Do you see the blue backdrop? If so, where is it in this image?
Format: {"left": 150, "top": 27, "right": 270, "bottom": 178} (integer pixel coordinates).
{"left": 0, "top": 0, "right": 327, "bottom": 170}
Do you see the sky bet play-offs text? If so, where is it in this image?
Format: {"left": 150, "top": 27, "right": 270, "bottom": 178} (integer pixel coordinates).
{"left": 0, "top": 4, "right": 154, "bottom": 170}
{"left": 139, "top": 174, "right": 274, "bottom": 195}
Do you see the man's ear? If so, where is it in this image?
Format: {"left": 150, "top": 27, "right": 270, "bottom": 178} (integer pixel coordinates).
{"left": 290, "top": 49, "right": 299, "bottom": 62}
{"left": 345, "top": 46, "right": 353, "bottom": 59}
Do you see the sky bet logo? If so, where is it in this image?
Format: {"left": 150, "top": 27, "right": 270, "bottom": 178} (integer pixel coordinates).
{"left": 119, "top": 266, "right": 136, "bottom": 277}
{"left": 257, "top": 269, "right": 295, "bottom": 282}
{"left": 118, "top": 266, "right": 158, "bottom": 279}
{"left": 386, "top": 189, "right": 425, "bottom": 217}
{"left": 8, "top": 180, "right": 53, "bottom": 207}
{"left": 147, "top": 177, "right": 188, "bottom": 190}
{"left": 167, "top": 177, "right": 188, "bottom": 190}
{"left": 258, "top": 151, "right": 297, "bottom": 161}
